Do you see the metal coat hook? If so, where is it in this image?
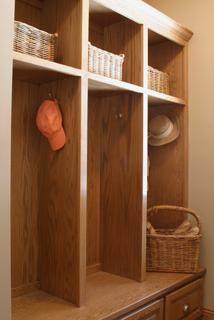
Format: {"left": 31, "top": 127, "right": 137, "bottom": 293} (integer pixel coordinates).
{"left": 115, "top": 112, "right": 123, "bottom": 119}
{"left": 48, "top": 92, "right": 56, "bottom": 101}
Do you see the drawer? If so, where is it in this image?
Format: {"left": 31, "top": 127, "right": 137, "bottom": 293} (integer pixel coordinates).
{"left": 165, "top": 279, "right": 203, "bottom": 320}
{"left": 119, "top": 299, "right": 163, "bottom": 320}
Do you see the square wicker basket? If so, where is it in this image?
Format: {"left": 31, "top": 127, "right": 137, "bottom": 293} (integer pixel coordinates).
{"left": 14, "top": 21, "right": 57, "bottom": 61}
{"left": 148, "top": 66, "right": 170, "bottom": 95}
{"left": 88, "top": 42, "right": 125, "bottom": 80}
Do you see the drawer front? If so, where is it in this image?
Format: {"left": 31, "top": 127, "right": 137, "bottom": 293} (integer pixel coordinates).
{"left": 165, "top": 279, "right": 203, "bottom": 320}
{"left": 119, "top": 299, "right": 163, "bottom": 320}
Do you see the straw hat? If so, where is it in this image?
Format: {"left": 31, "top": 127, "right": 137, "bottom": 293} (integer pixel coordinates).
{"left": 148, "top": 113, "right": 179, "bottom": 146}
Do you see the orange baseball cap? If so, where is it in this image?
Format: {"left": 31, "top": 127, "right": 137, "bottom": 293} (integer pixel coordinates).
{"left": 36, "top": 99, "right": 66, "bottom": 151}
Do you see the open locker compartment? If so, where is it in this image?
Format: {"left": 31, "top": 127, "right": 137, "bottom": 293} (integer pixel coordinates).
{"left": 87, "top": 90, "right": 146, "bottom": 281}
{"left": 147, "top": 104, "right": 188, "bottom": 229}
{"left": 11, "top": 72, "right": 85, "bottom": 306}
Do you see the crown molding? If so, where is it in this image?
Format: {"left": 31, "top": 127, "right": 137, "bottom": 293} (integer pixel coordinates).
{"left": 91, "top": 0, "right": 193, "bottom": 45}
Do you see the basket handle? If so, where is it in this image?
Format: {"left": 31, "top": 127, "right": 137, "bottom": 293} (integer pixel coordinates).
{"left": 147, "top": 205, "right": 201, "bottom": 233}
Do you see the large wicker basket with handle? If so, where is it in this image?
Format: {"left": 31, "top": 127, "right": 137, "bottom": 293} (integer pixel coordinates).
{"left": 147, "top": 205, "right": 201, "bottom": 273}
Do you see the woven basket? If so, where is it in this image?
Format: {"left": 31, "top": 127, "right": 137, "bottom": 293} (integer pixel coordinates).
{"left": 148, "top": 66, "right": 170, "bottom": 94}
{"left": 147, "top": 205, "right": 201, "bottom": 273}
{"left": 14, "top": 21, "right": 57, "bottom": 61}
{"left": 88, "top": 42, "right": 125, "bottom": 80}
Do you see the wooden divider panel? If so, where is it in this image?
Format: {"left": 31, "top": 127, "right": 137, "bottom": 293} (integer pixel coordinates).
{"left": 87, "top": 95, "right": 101, "bottom": 269}
{"left": 38, "top": 76, "right": 87, "bottom": 305}
{"left": 100, "top": 92, "right": 145, "bottom": 281}
{"left": 11, "top": 79, "right": 41, "bottom": 294}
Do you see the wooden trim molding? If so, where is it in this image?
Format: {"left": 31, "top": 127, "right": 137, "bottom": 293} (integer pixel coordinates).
{"left": 87, "top": 263, "right": 102, "bottom": 275}
{"left": 18, "top": 0, "right": 43, "bottom": 9}
{"left": 90, "top": 0, "right": 193, "bottom": 45}
{"left": 12, "top": 282, "right": 40, "bottom": 298}
{"left": 203, "top": 309, "right": 214, "bottom": 320}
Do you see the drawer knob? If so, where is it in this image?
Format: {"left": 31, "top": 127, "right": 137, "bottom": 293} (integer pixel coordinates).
{"left": 183, "top": 304, "right": 190, "bottom": 313}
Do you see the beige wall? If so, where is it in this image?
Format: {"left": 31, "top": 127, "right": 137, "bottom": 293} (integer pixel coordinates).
{"left": 145, "top": 0, "right": 214, "bottom": 310}
{"left": 0, "top": 0, "right": 14, "bottom": 319}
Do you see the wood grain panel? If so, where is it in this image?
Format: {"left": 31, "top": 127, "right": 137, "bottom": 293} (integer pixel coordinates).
{"left": 38, "top": 76, "right": 86, "bottom": 305}
{"left": 18, "top": 0, "right": 43, "bottom": 9}
{"left": 100, "top": 93, "right": 145, "bottom": 281}
{"left": 89, "top": 20, "right": 104, "bottom": 48}
{"left": 104, "top": 20, "right": 144, "bottom": 86}
{"left": 41, "top": 0, "right": 85, "bottom": 68}
{"left": 11, "top": 79, "right": 41, "bottom": 291}
{"left": 87, "top": 95, "right": 101, "bottom": 267}
{"left": 149, "top": 40, "right": 185, "bottom": 99}
{"left": 15, "top": 0, "right": 42, "bottom": 28}
{"left": 148, "top": 105, "right": 188, "bottom": 229}
{"left": 120, "top": 299, "right": 163, "bottom": 320}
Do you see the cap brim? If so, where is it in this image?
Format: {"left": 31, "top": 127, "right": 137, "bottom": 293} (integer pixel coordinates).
{"left": 48, "top": 127, "right": 66, "bottom": 151}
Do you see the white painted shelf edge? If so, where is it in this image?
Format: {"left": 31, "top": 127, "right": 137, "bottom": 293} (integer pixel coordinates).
{"left": 148, "top": 89, "right": 185, "bottom": 105}
{"left": 88, "top": 72, "right": 145, "bottom": 93}
{"left": 13, "top": 51, "right": 84, "bottom": 78}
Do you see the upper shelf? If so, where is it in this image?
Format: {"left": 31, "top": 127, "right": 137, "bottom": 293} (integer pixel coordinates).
{"left": 13, "top": 51, "right": 84, "bottom": 82}
{"left": 90, "top": 0, "right": 193, "bottom": 46}
{"left": 13, "top": 52, "right": 145, "bottom": 94}
{"left": 13, "top": 52, "right": 186, "bottom": 104}
{"left": 88, "top": 72, "right": 144, "bottom": 94}
{"left": 148, "top": 89, "right": 185, "bottom": 105}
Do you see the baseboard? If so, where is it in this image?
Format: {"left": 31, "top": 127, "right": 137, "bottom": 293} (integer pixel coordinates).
{"left": 87, "top": 263, "right": 102, "bottom": 275}
{"left": 19, "top": 0, "right": 43, "bottom": 9}
{"left": 12, "top": 281, "right": 40, "bottom": 298}
{"left": 12, "top": 265, "right": 102, "bottom": 297}
{"left": 203, "top": 308, "right": 214, "bottom": 320}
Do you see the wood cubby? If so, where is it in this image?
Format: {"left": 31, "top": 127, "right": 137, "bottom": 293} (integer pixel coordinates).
{"left": 15, "top": 0, "right": 85, "bottom": 69}
{"left": 148, "top": 30, "right": 187, "bottom": 100}
{"left": 11, "top": 74, "right": 86, "bottom": 305}
{"left": 89, "top": 6, "right": 144, "bottom": 86}
{"left": 10, "top": 0, "right": 193, "bottom": 318}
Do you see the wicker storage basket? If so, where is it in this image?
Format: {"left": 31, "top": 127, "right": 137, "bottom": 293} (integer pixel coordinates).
{"left": 14, "top": 21, "right": 57, "bottom": 61}
{"left": 147, "top": 205, "right": 201, "bottom": 273}
{"left": 148, "top": 66, "right": 170, "bottom": 94}
{"left": 88, "top": 42, "right": 125, "bottom": 80}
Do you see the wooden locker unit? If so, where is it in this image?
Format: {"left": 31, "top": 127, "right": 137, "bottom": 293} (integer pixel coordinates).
{"left": 8, "top": 0, "right": 204, "bottom": 320}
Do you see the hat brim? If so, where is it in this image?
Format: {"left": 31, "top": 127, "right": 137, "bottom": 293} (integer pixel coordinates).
{"left": 148, "top": 114, "right": 179, "bottom": 146}
{"left": 48, "top": 127, "right": 66, "bottom": 151}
